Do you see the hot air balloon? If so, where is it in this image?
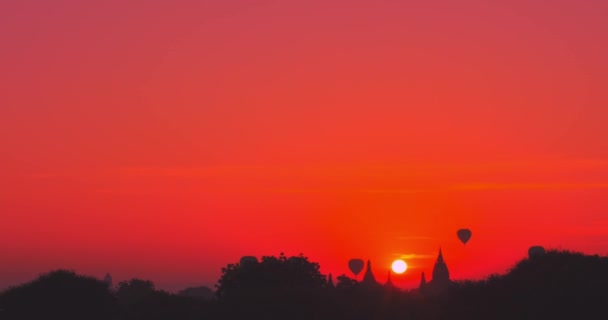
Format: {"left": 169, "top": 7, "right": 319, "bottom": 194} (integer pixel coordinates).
{"left": 528, "top": 246, "right": 545, "bottom": 258}
{"left": 457, "top": 228, "right": 472, "bottom": 245}
{"left": 348, "top": 259, "right": 364, "bottom": 277}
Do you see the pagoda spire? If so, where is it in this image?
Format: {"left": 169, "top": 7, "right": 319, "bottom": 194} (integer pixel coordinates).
{"left": 437, "top": 247, "right": 445, "bottom": 263}
{"left": 386, "top": 270, "right": 393, "bottom": 287}
{"left": 430, "top": 247, "right": 451, "bottom": 293}
{"left": 419, "top": 272, "right": 427, "bottom": 290}
{"left": 362, "top": 260, "right": 377, "bottom": 285}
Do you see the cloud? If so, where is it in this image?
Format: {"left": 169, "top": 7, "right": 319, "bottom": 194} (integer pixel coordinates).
{"left": 265, "top": 182, "right": 608, "bottom": 194}
{"left": 86, "top": 160, "right": 608, "bottom": 196}
{"left": 108, "top": 159, "right": 608, "bottom": 179}
{"left": 392, "top": 253, "right": 435, "bottom": 260}
{"left": 453, "top": 182, "right": 608, "bottom": 191}
{"left": 267, "top": 187, "right": 430, "bottom": 194}
{"left": 394, "top": 235, "right": 435, "bottom": 241}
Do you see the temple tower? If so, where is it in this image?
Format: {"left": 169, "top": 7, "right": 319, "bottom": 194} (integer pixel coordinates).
{"left": 427, "top": 248, "right": 451, "bottom": 294}
{"left": 362, "top": 260, "right": 378, "bottom": 285}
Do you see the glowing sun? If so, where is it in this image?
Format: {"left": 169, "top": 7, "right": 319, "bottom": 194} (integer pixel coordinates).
{"left": 391, "top": 259, "right": 407, "bottom": 274}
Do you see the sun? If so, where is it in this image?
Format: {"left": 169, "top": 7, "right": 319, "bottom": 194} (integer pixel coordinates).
{"left": 391, "top": 259, "right": 407, "bottom": 274}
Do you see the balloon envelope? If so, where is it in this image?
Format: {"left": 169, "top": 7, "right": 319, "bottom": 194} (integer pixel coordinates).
{"left": 348, "top": 259, "right": 364, "bottom": 276}
{"left": 457, "top": 229, "right": 472, "bottom": 245}
{"left": 528, "top": 246, "right": 545, "bottom": 258}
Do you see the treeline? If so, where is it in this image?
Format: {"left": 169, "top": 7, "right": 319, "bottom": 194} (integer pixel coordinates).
{"left": 1, "top": 250, "right": 607, "bottom": 320}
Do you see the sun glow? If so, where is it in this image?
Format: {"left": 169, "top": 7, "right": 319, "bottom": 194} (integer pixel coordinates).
{"left": 391, "top": 259, "right": 407, "bottom": 274}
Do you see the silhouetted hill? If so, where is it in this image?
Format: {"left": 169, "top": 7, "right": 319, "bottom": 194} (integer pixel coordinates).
{"left": 0, "top": 270, "right": 117, "bottom": 320}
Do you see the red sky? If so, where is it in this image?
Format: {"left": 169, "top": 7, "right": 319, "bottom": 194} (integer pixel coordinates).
{"left": 1, "top": 0, "right": 608, "bottom": 291}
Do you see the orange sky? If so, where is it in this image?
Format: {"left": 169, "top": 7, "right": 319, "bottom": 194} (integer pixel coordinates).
{"left": 1, "top": 0, "right": 608, "bottom": 291}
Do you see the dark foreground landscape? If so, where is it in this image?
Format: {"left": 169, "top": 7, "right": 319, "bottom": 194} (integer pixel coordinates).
{"left": 1, "top": 250, "right": 607, "bottom": 320}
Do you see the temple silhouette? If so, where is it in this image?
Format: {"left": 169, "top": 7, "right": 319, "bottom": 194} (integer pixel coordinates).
{"left": 420, "top": 248, "right": 452, "bottom": 294}
{"left": 361, "top": 260, "right": 378, "bottom": 286}
{"left": 385, "top": 270, "right": 393, "bottom": 288}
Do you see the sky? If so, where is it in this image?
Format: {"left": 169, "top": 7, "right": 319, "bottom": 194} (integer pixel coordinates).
{"left": 1, "top": 0, "right": 608, "bottom": 291}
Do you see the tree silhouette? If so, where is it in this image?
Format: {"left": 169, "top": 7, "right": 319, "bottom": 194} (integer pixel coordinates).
{"left": 215, "top": 252, "right": 327, "bottom": 319}
{"left": 1, "top": 250, "right": 607, "bottom": 320}
{"left": 442, "top": 250, "right": 608, "bottom": 320}
{"left": 0, "top": 269, "right": 117, "bottom": 320}
{"left": 216, "top": 252, "right": 326, "bottom": 299}
{"left": 115, "top": 278, "right": 156, "bottom": 305}
{"left": 177, "top": 286, "right": 215, "bottom": 300}
{"left": 335, "top": 274, "right": 358, "bottom": 289}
